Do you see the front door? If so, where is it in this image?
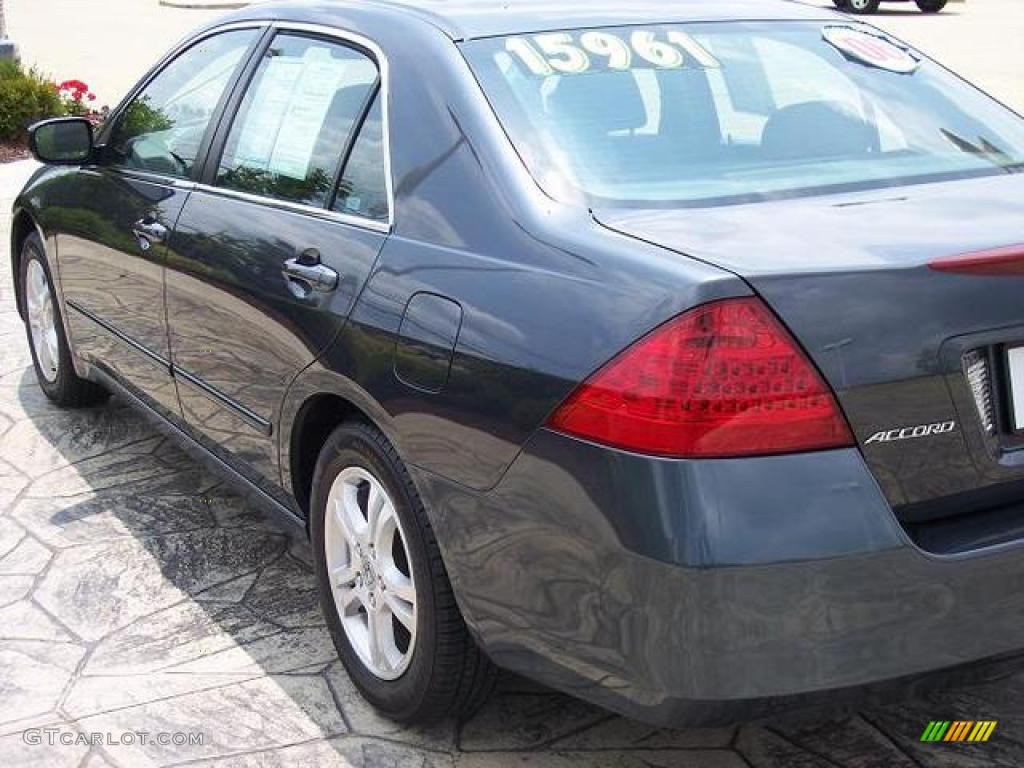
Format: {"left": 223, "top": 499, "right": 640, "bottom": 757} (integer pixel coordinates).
{"left": 56, "top": 27, "right": 262, "bottom": 415}
{"left": 164, "top": 29, "right": 391, "bottom": 486}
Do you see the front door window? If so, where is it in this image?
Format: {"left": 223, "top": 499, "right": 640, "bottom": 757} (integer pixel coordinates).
{"left": 107, "top": 28, "right": 258, "bottom": 179}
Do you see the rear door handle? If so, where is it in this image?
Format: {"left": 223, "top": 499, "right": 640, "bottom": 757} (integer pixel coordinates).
{"left": 282, "top": 257, "right": 338, "bottom": 293}
{"left": 131, "top": 217, "right": 168, "bottom": 250}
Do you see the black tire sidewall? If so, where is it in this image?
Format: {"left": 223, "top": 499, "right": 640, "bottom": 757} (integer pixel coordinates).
{"left": 310, "top": 423, "right": 439, "bottom": 720}
{"left": 19, "top": 235, "right": 74, "bottom": 398}
{"left": 915, "top": 0, "right": 946, "bottom": 11}
{"left": 847, "top": 0, "right": 881, "bottom": 12}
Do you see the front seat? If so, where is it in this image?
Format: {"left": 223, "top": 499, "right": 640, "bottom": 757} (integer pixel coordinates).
{"left": 761, "top": 100, "right": 879, "bottom": 161}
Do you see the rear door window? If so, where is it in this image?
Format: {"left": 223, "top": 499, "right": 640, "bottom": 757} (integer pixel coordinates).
{"left": 216, "top": 33, "right": 379, "bottom": 208}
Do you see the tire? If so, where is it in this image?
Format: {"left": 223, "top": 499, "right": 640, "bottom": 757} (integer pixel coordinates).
{"left": 915, "top": 0, "right": 947, "bottom": 11}
{"left": 846, "top": 0, "right": 881, "bottom": 12}
{"left": 18, "top": 233, "right": 108, "bottom": 407}
{"left": 310, "top": 421, "right": 497, "bottom": 723}
{"left": 832, "top": 0, "right": 851, "bottom": 9}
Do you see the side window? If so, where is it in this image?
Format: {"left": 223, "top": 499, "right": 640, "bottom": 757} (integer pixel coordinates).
{"left": 108, "top": 29, "right": 257, "bottom": 178}
{"left": 216, "top": 34, "right": 378, "bottom": 208}
{"left": 333, "top": 94, "right": 389, "bottom": 222}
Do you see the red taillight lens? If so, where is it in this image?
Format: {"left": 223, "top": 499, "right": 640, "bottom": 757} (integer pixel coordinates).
{"left": 546, "top": 298, "right": 854, "bottom": 458}
{"left": 929, "top": 244, "right": 1024, "bottom": 275}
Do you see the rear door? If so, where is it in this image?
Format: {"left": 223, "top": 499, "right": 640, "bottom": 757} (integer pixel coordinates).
{"left": 56, "top": 27, "right": 261, "bottom": 416}
{"left": 164, "top": 27, "right": 390, "bottom": 486}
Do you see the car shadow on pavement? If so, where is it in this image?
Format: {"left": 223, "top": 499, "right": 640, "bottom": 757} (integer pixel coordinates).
{"left": 2, "top": 361, "right": 1023, "bottom": 767}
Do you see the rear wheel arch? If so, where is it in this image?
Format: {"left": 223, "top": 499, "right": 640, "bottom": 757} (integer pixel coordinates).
{"left": 282, "top": 376, "right": 491, "bottom": 641}
{"left": 288, "top": 392, "right": 374, "bottom": 517}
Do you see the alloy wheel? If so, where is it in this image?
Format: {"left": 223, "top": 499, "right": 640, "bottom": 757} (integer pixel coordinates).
{"left": 25, "top": 259, "right": 59, "bottom": 383}
{"left": 324, "top": 466, "right": 418, "bottom": 680}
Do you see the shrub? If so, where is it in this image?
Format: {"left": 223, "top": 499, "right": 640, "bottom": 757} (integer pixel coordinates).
{"left": 0, "top": 59, "right": 67, "bottom": 142}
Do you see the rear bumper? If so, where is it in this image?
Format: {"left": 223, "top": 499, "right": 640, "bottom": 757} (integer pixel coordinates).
{"left": 414, "top": 430, "right": 1024, "bottom": 726}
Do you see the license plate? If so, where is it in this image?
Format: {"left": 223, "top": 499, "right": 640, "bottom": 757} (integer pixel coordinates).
{"left": 1007, "top": 347, "right": 1024, "bottom": 431}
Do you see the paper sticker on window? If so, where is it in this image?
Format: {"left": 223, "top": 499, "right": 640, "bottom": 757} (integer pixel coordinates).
{"left": 233, "top": 57, "right": 303, "bottom": 169}
{"left": 823, "top": 26, "right": 919, "bottom": 74}
{"left": 504, "top": 28, "right": 719, "bottom": 77}
{"left": 268, "top": 47, "right": 348, "bottom": 179}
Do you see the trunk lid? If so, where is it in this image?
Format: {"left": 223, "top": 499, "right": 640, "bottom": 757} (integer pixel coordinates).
{"left": 596, "top": 173, "right": 1024, "bottom": 538}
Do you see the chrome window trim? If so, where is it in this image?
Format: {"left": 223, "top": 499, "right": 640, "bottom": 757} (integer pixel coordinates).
{"left": 192, "top": 182, "right": 390, "bottom": 234}
{"left": 89, "top": 167, "right": 198, "bottom": 191}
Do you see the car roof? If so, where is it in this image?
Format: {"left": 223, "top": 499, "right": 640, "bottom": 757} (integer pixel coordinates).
{"left": 245, "top": 0, "right": 839, "bottom": 42}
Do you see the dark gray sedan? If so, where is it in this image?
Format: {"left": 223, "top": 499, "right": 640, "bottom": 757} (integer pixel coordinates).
{"left": 12, "top": 0, "right": 1024, "bottom": 726}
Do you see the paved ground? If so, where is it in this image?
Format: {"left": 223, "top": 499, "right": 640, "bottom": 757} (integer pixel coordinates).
{"left": 4, "top": 1, "right": 1024, "bottom": 766}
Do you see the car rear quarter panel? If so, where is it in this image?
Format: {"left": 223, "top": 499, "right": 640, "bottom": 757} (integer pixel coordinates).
{"left": 278, "top": 12, "right": 746, "bottom": 494}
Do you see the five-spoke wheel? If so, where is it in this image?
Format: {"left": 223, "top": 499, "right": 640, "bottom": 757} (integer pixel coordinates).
{"left": 311, "top": 422, "right": 497, "bottom": 722}
{"left": 325, "top": 466, "right": 417, "bottom": 680}
{"left": 25, "top": 258, "right": 59, "bottom": 383}
{"left": 18, "top": 233, "right": 107, "bottom": 407}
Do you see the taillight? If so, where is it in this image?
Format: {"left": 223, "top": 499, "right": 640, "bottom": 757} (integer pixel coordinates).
{"left": 546, "top": 297, "right": 854, "bottom": 458}
{"left": 929, "top": 244, "right": 1024, "bottom": 275}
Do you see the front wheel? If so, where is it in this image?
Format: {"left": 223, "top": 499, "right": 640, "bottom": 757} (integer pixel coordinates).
{"left": 18, "top": 233, "right": 108, "bottom": 407}
{"left": 916, "top": 0, "right": 947, "bottom": 11}
{"left": 310, "top": 422, "right": 497, "bottom": 722}
{"left": 846, "top": 0, "right": 881, "bottom": 12}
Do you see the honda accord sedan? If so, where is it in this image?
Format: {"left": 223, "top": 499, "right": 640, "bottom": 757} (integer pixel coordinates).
{"left": 12, "top": 0, "right": 1024, "bottom": 726}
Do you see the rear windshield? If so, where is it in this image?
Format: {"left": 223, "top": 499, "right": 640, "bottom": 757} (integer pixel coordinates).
{"left": 462, "top": 22, "right": 1024, "bottom": 208}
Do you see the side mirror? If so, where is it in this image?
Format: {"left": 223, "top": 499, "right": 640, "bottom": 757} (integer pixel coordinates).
{"left": 28, "top": 117, "right": 94, "bottom": 165}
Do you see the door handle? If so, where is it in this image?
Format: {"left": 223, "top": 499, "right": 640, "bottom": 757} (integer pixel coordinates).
{"left": 282, "top": 255, "right": 338, "bottom": 293}
{"left": 131, "top": 217, "right": 168, "bottom": 250}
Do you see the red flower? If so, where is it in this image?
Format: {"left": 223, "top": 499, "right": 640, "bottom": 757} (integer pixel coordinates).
{"left": 58, "top": 79, "right": 92, "bottom": 101}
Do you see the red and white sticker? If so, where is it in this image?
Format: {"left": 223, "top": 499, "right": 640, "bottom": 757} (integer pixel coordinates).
{"left": 823, "top": 26, "right": 920, "bottom": 74}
